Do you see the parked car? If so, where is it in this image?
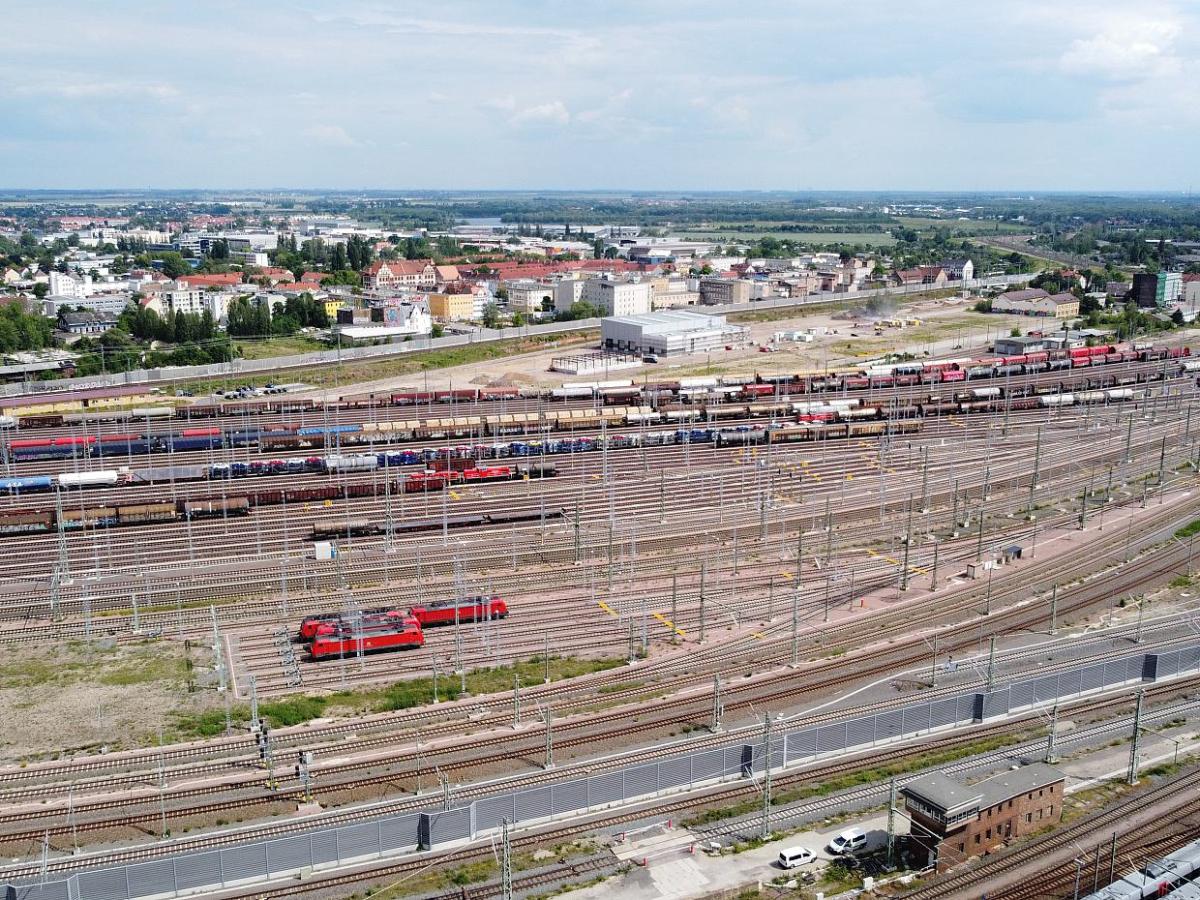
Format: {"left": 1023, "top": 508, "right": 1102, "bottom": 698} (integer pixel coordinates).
{"left": 777, "top": 846, "right": 816, "bottom": 869}
{"left": 827, "top": 828, "right": 867, "bottom": 855}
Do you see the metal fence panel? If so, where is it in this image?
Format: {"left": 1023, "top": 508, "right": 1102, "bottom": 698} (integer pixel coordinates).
{"left": 266, "top": 835, "right": 314, "bottom": 876}
{"left": 786, "top": 728, "right": 818, "bottom": 757}
{"left": 425, "top": 807, "right": 473, "bottom": 846}
{"left": 873, "top": 709, "right": 905, "bottom": 741}
{"left": 337, "top": 823, "right": 380, "bottom": 862}
{"left": 588, "top": 771, "right": 623, "bottom": 806}
{"left": 173, "top": 850, "right": 224, "bottom": 891}
{"left": 126, "top": 859, "right": 176, "bottom": 899}
{"left": 658, "top": 755, "right": 692, "bottom": 790}
{"left": 379, "top": 814, "right": 420, "bottom": 853}
{"left": 623, "top": 763, "right": 658, "bottom": 798}
{"left": 816, "top": 723, "right": 846, "bottom": 753}
{"left": 73, "top": 868, "right": 129, "bottom": 900}
{"left": 845, "top": 716, "right": 874, "bottom": 748}
{"left": 310, "top": 828, "right": 340, "bottom": 866}
{"left": 928, "top": 697, "right": 958, "bottom": 729}
{"left": 218, "top": 843, "right": 268, "bottom": 883}
{"left": 692, "top": 748, "right": 725, "bottom": 781}
{"left": 475, "top": 795, "right": 516, "bottom": 831}
{"left": 11, "top": 883, "right": 72, "bottom": 900}
{"left": 515, "top": 786, "right": 553, "bottom": 823}
{"left": 552, "top": 779, "right": 589, "bottom": 815}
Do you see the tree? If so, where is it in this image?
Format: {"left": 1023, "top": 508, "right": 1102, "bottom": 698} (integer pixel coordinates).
{"left": 511, "top": 311, "right": 526, "bottom": 327}
{"left": 32, "top": 282, "right": 48, "bottom": 299}
{"left": 157, "top": 252, "right": 191, "bottom": 279}
{"left": 330, "top": 243, "right": 349, "bottom": 272}
{"left": 431, "top": 323, "right": 445, "bottom": 338}
{"left": 481, "top": 302, "right": 501, "bottom": 328}
{"left": 1172, "top": 308, "right": 1186, "bottom": 325}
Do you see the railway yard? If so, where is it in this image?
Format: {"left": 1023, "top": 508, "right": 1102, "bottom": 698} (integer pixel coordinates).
{"left": 4, "top": 338, "right": 1200, "bottom": 900}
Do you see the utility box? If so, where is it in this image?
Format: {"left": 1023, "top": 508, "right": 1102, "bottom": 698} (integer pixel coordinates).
{"left": 313, "top": 541, "right": 337, "bottom": 561}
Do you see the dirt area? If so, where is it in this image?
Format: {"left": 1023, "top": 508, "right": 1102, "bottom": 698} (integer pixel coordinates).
{"left": 0, "top": 639, "right": 217, "bottom": 762}
{"left": 288, "top": 296, "right": 1044, "bottom": 402}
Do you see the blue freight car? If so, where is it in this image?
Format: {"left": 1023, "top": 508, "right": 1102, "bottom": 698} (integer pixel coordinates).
{"left": 0, "top": 475, "right": 53, "bottom": 493}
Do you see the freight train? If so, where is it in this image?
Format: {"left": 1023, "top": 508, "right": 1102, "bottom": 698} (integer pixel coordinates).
{"left": 309, "top": 507, "right": 565, "bottom": 540}
{"left": 2, "top": 343, "right": 1188, "bottom": 432}
{"left": 3, "top": 366, "right": 1162, "bottom": 463}
{"left": 0, "top": 467, "right": 560, "bottom": 536}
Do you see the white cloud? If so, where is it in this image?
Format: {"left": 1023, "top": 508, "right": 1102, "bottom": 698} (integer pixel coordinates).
{"left": 1059, "top": 15, "right": 1182, "bottom": 79}
{"left": 509, "top": 100, "right": 570, "bottom": 127}
{"left": 11, "top": 79, "right": 178, "bottom": 99}
{"left": 303, "top": 124, "right": 359, "bottom": 148}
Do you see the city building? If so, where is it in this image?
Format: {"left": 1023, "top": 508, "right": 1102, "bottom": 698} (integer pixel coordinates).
{"left": 698, "top": 277, "right": 752, "bottom": 305}
{"left": 337, "top": 301, "right": 432, "bottom": 342}
{"left": 553, "top": 276, "right": 586, "bottom": 313}
{"left": 361, "top": 259, "right": 438, "bottom": 291}
{"left": 42, "top": 292, "right": 132, "bottom": 317}
{"left": 901, "top": 764, "right": 1064, "bottom": 872}
{"left": 991, "top": 290, "right": 1078, "bottom": 318}
{"left": 600, "top": 310, "right": 749, "bottom": 357}
{"left": 506, "top": 279, "right": 555, "bottom": 315}
{"left": 582, "top": 278, "right": 652, "bottom": 316}
{"left": 427, "top": 290, "right": 477, "bottom": 322}
{"left": 1131, "top": 272, "right": 1183, "bottom": 308}
{"left": 48, "top": 270, "right": 92, "bottom": 299}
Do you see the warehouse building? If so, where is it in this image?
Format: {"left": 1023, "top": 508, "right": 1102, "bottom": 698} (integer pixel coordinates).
{"left": 600, "top": 310, "right": 749, "bottom": 357}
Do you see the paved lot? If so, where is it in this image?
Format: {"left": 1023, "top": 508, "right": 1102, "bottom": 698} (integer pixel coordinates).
{"left": 572, "top": 812, "right": 903, "bottom": 900}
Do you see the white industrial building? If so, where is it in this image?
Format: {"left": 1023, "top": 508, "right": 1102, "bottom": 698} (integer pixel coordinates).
{"left": 600, "top": 310, "right": 749, "bottom": 357}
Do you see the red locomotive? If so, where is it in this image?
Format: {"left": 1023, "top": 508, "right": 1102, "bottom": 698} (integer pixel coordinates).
{"left": 298, "top": 607, "right": 406, "bottom": 640}
{"left": 408, "top": 596, "right": 508, "bottom": 627}
{"left": 308, "top": 616, "right": 424, "bottom": 659}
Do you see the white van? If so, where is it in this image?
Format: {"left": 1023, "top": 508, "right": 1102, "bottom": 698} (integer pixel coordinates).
{"left": 777, "top": 846, "right": 815, "bottom": 868}
{"left": 827, "top": 828, "right": 867, "bottom": 855}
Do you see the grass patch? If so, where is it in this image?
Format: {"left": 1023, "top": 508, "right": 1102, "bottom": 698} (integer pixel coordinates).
{"left": 680, "top": 732, "right": 1027, "bottom": 827}
{"left": 1175, "top": 519, "right": 1200, "bottom": 540}
{"left": 234, "top": 335, "right": 329, "bottom": 360}
{"left": 170, "top": 655, "right": 624, "bottom": 738}
{"left": 172, "top": 331, "right": 595, "bottom": 396}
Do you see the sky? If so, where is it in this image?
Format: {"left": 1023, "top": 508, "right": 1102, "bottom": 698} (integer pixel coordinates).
{"left": 1, "top": 0, "right": 1197, "bottom": 192}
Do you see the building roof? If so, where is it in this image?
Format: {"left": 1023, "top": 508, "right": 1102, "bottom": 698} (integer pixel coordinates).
{"left": 901, "top": 771, "right": 983, "bottom": 815}
{"left": 975, "top": 763, "right": 1064, "bottom": 807}
{"left": 604, "top": 310, "right": 733, "bottom": 334}
{"left": 998, "top": 288, "right": 1050, "bottom": 303}
{"left": 61, "top": 311, "right": 118, "bottom": 327}
{"left": 1046, "top": 292, "right": 1080, "bottom": 306}
{"left": 902, "top": 763, "right": 1064, "bottom": 815}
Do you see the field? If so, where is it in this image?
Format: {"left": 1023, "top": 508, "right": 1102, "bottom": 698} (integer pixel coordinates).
{"left": 234, "top": 335, "right": 329, "bottom": 360}
{"left": 172, "top": 330, "right": 598, "bottom": 396}
{"left": 678, "top": 229, "right": 897, "bottom": 246}
{"left": 0, "top": 639, "right": 209, "bottom": 761}
{"left": 896, "top": 216, "right": 1029, "bottom": 235}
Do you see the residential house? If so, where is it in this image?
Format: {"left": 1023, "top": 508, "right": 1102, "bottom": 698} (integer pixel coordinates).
{"left": 939, "top": 259, "right": 975, "bottom": 281}
{"left": 59, "top": 311, "right": 118, "bottom": 336}
{"left": 891, "top": 266, "right": 948, "bottom": 287}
